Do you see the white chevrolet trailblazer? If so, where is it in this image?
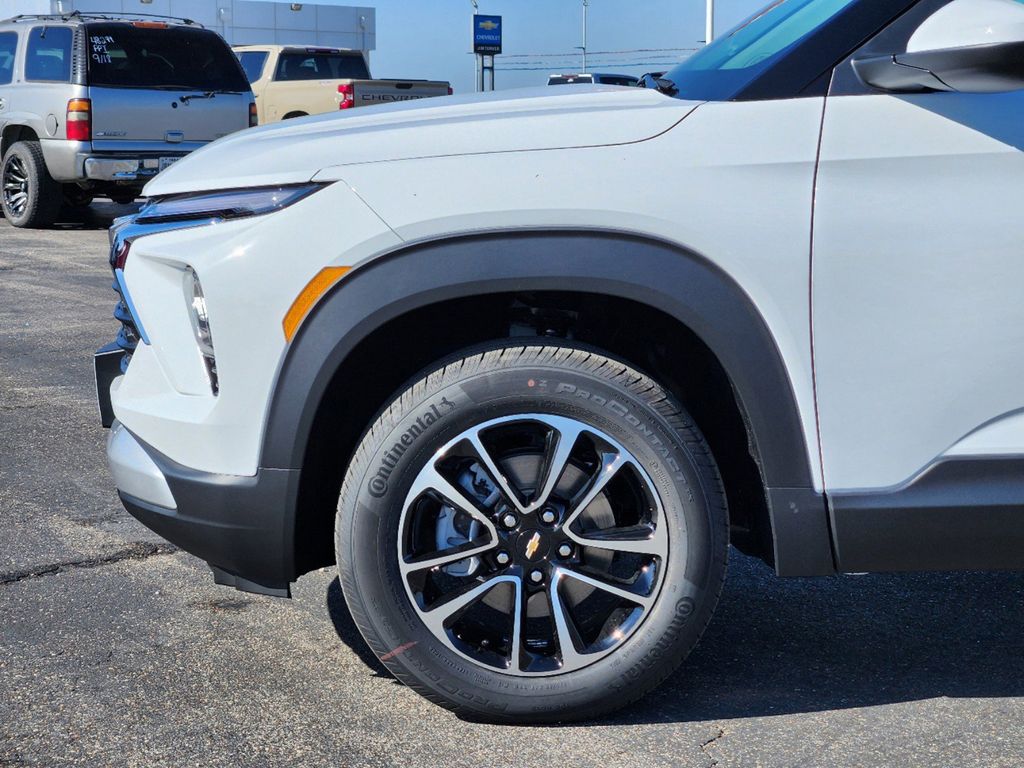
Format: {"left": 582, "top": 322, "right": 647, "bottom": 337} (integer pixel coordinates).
{"left": 96, "top": 0, "right": 1024, "bottom": 723}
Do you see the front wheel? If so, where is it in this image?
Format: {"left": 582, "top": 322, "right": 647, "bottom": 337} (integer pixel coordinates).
{"left": 336, "top": 343, "right": 728, "bottom": 723}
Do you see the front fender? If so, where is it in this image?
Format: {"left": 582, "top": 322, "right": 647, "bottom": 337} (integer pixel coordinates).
{"left": 260, "top": 231, "right": 833, "bottom": 577}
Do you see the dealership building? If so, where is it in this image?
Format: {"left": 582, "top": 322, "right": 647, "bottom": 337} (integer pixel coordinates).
{"left": 4, "top": 0, "right": 377, "bottom": 53}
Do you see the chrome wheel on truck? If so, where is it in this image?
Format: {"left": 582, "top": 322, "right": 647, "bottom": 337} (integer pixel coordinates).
{"left": 2, "top": 153, "right": 29, "bottom": 217}
{"left": 0, "top": 141, "right": 62, "bottom": 228}
{"left": 337, "top": 343, "right": 728, "bottom": 723}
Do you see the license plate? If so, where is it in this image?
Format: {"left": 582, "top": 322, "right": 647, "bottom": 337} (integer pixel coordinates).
{"left": 159, "top": 156, "right": 180, "bottom": 171}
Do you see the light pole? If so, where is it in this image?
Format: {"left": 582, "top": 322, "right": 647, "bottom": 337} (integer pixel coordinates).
{"left": 705, "top": 0, "right": 714, "bottom": 44}
{"left": 471, "top": 0, "right": 480, "bottom": 92}
{"left": 581, "top": 0, "right": 589, "bottom": 72}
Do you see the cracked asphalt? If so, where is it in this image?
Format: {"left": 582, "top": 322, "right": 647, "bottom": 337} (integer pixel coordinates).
{"left": 3, "top": 203, "right": 1024, "bottom": 767}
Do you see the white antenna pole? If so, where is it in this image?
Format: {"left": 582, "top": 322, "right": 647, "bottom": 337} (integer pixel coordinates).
{"left": 705, "top": 0, "right": 714, "bottom": 44}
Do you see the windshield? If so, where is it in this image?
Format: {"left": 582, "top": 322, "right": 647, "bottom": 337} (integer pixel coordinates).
{"left": 85, "top": 24, "right": 249, "bottom": 91}
{"left": 662, "top": 0, "right": 858, "bottom": 101}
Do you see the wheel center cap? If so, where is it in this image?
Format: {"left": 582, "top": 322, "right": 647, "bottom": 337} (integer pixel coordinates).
{"left": 515, "top": 529, "right": 550, "bottom": 563}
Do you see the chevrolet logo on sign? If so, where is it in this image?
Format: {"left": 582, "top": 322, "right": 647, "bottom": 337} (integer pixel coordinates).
{"left": 473, "top": 14, "right": 502, "bottom": 55}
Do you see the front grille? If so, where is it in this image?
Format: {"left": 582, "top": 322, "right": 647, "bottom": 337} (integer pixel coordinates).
{"left": 109, "top": 243, "right": 139, "bottom": 373}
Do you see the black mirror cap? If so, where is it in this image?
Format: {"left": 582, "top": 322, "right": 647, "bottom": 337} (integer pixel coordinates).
{"left": 853, "top": 39, "right": 1024, "bottom": 94}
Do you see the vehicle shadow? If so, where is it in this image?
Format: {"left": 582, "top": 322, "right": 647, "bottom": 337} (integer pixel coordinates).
{"left": 51, "top": 200, "right": 141, "bottom": 231}
{"left": 326, "top": 552, "right": 1024, "bottom": 723}
{"left": 326, "top": 578, "right": 394, "bottom": 679}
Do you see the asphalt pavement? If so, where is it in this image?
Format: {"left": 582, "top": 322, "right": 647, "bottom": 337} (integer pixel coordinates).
{"left": 2, "top": 203, "right": 1024, "bottom": 767}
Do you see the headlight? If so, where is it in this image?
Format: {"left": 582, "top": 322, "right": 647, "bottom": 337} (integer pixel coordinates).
{"left": 184, "top": 267, "right": 218, "bottom": 395}
{"left": 137, "top": 183, "right": 324, "bottom": 224}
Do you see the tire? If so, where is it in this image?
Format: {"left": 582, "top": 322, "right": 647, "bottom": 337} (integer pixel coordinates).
{"left": 108, "top": 191, "right": 139, "bottom": 206}
{"left": 282, "top": 111, "right": 308, "bottom": 120}
{"left": 62, "top": 184, "right": 95, "bottom": 209}
{"left": 1, "top": 140, "right": 62, "bottom": 228}
{"left": 336, "top": 343, "right": 728, "bottom": 723}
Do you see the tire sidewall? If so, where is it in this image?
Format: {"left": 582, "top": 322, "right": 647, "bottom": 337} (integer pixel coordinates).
{"left": 340, "top": 350, "right": 726, "bottom": 721}
{"left": 1, "top": 142, "right": 58, "bottom": 228}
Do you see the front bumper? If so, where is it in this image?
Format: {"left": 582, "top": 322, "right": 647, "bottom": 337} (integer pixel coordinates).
{"left": 107, "top": 420, "right": 298, "bottom": 597}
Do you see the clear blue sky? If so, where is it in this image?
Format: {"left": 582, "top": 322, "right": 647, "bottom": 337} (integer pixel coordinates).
{"left": 353, "top": 0, "right": 766, "bottom": 92}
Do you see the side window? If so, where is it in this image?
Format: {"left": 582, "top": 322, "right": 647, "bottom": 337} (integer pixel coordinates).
{"left": 237, "top": 51, "right": 268, "bottom": 84}
{"left": 26, "top": 26, "right": 72, "bottom": 82}
{"left": 0, "top": 32, "right": 17, "bottom": 85}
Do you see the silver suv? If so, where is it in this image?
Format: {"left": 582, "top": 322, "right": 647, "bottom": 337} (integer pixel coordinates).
{"left": 0, "top": 12, "right": 254, "bottom": 227}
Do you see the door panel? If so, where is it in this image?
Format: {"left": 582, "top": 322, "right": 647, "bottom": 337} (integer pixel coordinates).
{"left": 813, "top": 90, "right": 1024, "bottom": 491}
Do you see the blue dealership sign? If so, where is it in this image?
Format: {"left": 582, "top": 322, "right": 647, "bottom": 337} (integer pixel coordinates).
{"left": 474, "top": 15, "right": 502, "bottom": 55}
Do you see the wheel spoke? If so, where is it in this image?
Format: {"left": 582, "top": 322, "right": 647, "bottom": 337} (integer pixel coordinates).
{"left": 407, "top": 461, "right": 499, "bottom": 536}
{"left": 400, "top": 539, "right": 496, "bottom": 576}
{"left": 558, "top": 565, "right": 655, "bottom": 609}
{"left": 567, "top": 525, "right": 667, "bottom": 558}
{"left": 418, "top": 574, "right": 515, "bottom": 635}
{"left": 530, "top": 417, "right": 586, "bottom": 512}
{"left": 508, "top": 575, "right": 524, "bottom": 673}
{"left": 549, "top": 572, "right": 587, "bottom": 671}
{"left": 563, "top": 452, "right": 629, "bottom": 528}
{"left": 466, "top": 431, "right": 530, "bottom": 514}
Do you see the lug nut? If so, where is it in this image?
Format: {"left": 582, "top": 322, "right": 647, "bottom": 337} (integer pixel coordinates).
{"left": 529, "top": 569, "right": 544, "bottom": 584}
{"left": 540, "top": 509, "right": 557, "bottom": 524}
{"left": 496, "top": 551, "right": 511, "bottom": 566}
{"left": 502, "top": 513, "right": 518, "bottom": 529}
{"left": 557, "top": 543, "right": 573, "bottom": 558}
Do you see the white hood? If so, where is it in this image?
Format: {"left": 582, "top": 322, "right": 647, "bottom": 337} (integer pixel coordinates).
{"left": 145, "top": 86, "right": 700, "bottom": 196}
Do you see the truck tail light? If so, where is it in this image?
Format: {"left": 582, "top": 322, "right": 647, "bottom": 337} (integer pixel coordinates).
{"left": 249, "top": 101, "right": 258, "bottom": 127}
{"left": 448, "top": 86, "right": 453, "bottom": 95}
{"left": 66, "top": 98, "right": 91, "bottom": 142}
{"left": 338, "top": 83, "right": 354, "bottom": 110}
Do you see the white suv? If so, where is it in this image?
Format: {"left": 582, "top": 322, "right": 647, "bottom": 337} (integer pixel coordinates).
{"left": 96, "top": 0, "right": 1024, "bottom": 723}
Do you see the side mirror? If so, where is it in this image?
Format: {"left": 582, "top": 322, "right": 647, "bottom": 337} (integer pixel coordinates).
{"left": 853, "top": 0, "right": 1024, "bottom": 94}
{"left": 853, "top": 41, "right": 1024, "bottom": 94}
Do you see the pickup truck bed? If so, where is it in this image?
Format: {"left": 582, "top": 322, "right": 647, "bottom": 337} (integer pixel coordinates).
{"left": 234, "top": 45, "right": 450, "bottom": 123}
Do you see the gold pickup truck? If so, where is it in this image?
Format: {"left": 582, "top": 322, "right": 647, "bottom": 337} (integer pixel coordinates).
{"left": 234, "top": 45, "right": 451, "bottom": 124}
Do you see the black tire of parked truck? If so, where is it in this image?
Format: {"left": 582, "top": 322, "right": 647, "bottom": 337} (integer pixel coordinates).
{"left": 0, "top": 141, "right": 62, "bottom": 228}
{"left": 108, "top": 191, "right": 139, "bottom": 206}
{"left": 62, "top": 185, "right": 95, "bottom": 209}
{"left": 336, "top": 342, "right": 729, "bottom": 723}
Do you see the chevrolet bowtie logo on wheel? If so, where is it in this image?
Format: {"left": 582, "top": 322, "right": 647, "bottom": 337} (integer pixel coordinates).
{"left": 524, "top": 532, "right": 541, "bottom": 559}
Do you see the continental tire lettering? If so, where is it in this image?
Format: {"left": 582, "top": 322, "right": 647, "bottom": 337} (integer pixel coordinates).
{"left": 554, "top": 382, "right": 685, "bottom": 481}
{"left": 610, "top": 597, "right": 696, "bottom": 692}
{"left": 367, "top": 397, "right": 457, "bottom": 497}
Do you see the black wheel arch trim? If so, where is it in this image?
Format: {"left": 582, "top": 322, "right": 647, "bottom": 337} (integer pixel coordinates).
{"left": 259, "top": 229, "right": 833, "bottom": 577}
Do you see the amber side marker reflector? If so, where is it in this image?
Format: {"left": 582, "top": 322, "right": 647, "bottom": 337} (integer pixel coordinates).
{"left": 283, "top": 266, "right": 350, "bottom": 341}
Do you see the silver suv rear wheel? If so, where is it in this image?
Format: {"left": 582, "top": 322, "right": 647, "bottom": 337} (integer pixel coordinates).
{"left": 1, "top": 141, "right": 62, "bottom": 228}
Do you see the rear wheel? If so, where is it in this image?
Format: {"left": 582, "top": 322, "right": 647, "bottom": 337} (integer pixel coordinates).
{"left": 108, "top": 190, "right": 139, "bottom": 206}
{"left": 62, "top": 185, "right": 95, "bottom": 209}
{"left": 1, "top": 141, "right": 62, "bottom": 228}
{"left": 336, "top": 343, "right": 729, "bottom": 723}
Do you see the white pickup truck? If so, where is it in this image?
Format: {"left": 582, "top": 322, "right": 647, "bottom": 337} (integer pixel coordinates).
{"left": 234, "top": 45, "right": 450, "bottom": 123}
